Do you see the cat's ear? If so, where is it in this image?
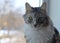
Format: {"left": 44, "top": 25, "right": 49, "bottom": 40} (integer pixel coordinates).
{"left": 41, "top": 2, "right": 46, "bottom": 10}
{"left": 25, "top": 3, "right": 32, "bottom": 12}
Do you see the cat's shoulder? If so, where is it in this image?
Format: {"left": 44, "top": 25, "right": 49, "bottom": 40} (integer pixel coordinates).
{"left": 53, "top": 27, "right": 59, "bottom": 35}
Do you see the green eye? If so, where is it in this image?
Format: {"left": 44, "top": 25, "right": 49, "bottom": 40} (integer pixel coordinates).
{"left": 29, "top": 16, "right": 33, "bottom": 20}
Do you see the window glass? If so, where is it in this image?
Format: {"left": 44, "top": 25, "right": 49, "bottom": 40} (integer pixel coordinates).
{"left": 0, "top": 0, "right": 42, "bottom": 43}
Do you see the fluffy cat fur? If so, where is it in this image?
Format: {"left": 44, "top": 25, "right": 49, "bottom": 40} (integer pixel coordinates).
{"left": 23, "top": 2, "right": 60, "bottom": 43}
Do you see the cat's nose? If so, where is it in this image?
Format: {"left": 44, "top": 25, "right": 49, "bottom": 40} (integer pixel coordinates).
{"left": 33, "top": 21, "right": 37, "bottom": 27}
{"left": 34, "top": 23, "right": 37, "bottom": 27}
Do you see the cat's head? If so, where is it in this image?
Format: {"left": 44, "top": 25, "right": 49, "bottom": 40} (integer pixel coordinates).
{"left": 23, "top": 2, "right": 50, "bottom": 27}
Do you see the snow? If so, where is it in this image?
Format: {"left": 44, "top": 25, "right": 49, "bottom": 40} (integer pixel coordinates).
{"left": 0, "top": 30, "right": 26, "bottom": 43}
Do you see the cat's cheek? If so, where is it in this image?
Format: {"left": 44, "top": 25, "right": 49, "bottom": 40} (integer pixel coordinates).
{"left": 25, "top": 21, "right": 28, "bottom": 23}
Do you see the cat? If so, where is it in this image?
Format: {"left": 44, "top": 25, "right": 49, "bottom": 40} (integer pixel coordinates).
{"left": 23, "top": 2, "right": 59, "bottom": 43}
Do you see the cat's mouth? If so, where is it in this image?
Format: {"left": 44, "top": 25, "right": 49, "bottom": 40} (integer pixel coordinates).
{"left": 34, "top": 23, "right": 42, "bottom": 27}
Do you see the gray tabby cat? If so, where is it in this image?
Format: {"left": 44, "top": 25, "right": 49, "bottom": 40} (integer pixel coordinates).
{"left": 23, "top": 2, "right": 60, "bottom": 43}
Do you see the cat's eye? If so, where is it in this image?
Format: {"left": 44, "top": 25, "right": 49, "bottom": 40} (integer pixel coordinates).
{"left": 29, "top": 16, "right": 33, "bottom": 20}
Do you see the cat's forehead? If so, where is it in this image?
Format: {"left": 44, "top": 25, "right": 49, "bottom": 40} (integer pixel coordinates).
{"left": 25, "top": 7, "right": 40, "bottom": 16}
{"left": 32, "top": 7, "right": 46, "bottom": 17}
{"left": 25, "top": 7, "right": 46, "bottom": 17}
{"left": 32, "top": 7, "right": 41, "bottom": 12}
{"left": 32, "top": 7, "right": 40, "bottom": 16}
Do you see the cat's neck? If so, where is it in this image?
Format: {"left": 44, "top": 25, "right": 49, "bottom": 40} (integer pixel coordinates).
{"left": 24, "top": 23, "right": 55, "bottom": 43}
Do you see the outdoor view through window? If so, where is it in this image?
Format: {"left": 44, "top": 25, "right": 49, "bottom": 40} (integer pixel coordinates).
{"left": 0, "top": 0, "right": 42, "bottom": 43}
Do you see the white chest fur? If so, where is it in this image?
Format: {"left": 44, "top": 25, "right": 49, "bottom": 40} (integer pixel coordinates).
{"left": 24, "top": 24, "right": 55, "bottom": 43}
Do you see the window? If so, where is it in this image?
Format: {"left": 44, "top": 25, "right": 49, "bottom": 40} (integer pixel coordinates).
{"left": 0, "top": 0, "right": 42, "bottom": 43}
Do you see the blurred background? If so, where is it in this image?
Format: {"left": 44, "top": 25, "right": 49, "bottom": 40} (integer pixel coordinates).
{"left": 0, "top": 0, "right": 60, "bottom": 43}
{"left": 0, "top": 0, "right": 41, "bottom": 43}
